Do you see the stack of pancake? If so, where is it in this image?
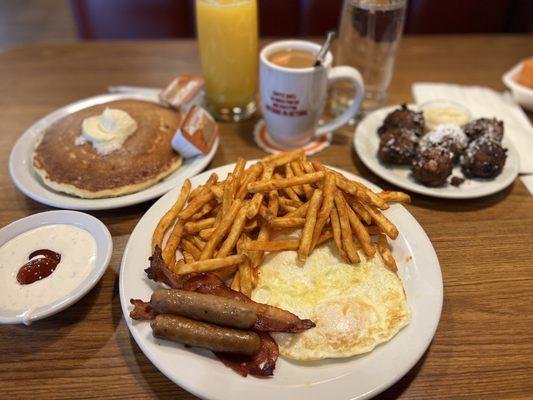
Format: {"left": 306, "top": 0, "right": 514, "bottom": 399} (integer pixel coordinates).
{"left": 33, "top": 100, "right": 182, "bottom": 198}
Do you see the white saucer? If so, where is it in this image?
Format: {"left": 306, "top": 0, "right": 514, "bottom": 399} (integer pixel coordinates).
{"left": 354, "top": 104, "right": 520, "bottom": 199}
{"left": 9, "top": 93, "right": 219, "bottom": 210}
{"left": 253, "top": 119, "right": 332, "bottom": 156}
{"left": 0, "top": 210, "right": 112, "bottom": 325}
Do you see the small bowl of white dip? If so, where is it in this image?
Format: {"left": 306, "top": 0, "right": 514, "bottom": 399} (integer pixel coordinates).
{"left": 0, "top": 210, "right": 112, "bottom": 325}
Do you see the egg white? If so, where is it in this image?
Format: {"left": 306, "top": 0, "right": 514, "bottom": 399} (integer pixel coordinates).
{"left": 251, "top": 240, "right": 411, "bottom": 360}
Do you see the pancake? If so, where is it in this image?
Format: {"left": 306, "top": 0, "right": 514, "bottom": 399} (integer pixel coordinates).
{"left": 33, "top": 100, "right": 182, "bottom": 198}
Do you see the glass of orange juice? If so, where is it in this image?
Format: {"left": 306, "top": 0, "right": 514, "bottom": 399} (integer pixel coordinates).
{"left": 196, "top": 0, "right": 258, "bottom": 121}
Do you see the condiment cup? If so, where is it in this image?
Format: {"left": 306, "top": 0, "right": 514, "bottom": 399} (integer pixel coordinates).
{"left": 502, "top": 60, "right": 533, "bottom": 112}
{"left": 0, "top": 210, "right": 112, "bottom": 325}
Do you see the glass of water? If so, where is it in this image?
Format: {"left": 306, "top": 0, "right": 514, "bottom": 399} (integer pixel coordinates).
{"left": 330, "top": 0, "right": 407, "bottom": 116}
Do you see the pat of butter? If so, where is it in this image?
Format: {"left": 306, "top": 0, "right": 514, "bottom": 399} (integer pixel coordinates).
{"left": 171, "top": 105, "right": 218, "bottom": 158}
{"left": 424, "top": 107, "right": 470, "bottom": 132}
{"left": 78, "top": 108, "right": 137, "bottom": 155}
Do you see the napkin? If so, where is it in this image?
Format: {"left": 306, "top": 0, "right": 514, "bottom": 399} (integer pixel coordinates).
{"left": 412, "top": 83, "right": 533, "bottom": 175}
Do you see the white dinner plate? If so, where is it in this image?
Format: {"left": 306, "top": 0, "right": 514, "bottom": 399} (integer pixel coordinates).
{"left": 0, "top": 210, "right": 112, "bottom": 325}
{"left": 9, "top": 93, "right": 219, "bottom": 210}
{"left": 354, "top": 104, "right": 520, "bottom": 199}
{"left": 119, "top": 163, "right": 443, "bottom": 400}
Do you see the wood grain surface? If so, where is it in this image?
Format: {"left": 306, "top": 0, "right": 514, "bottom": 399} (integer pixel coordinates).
{"left": 0, "top": 36, "right": 532, "bottom": 399}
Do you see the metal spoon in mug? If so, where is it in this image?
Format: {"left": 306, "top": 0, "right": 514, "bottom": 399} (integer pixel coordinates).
{"left": 314, "top": 31, "right": 336, "bottom": 67}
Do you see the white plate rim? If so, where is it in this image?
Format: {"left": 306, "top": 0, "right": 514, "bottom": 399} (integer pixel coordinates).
{"left": 0, "top": 210, "right": 112, "bottom": 324}
{"left": 119, "top": 162, "right": 444, "bottom": 400}
{"left": 8, "top": 93, "right": 219, "bottom": 210}
{"left": 354, "top": 104, "right": 520, "bottom": 199}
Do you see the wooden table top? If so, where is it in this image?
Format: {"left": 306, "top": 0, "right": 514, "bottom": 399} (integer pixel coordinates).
{"left": 1, "top": 35, "right": 532, "bottom": 399}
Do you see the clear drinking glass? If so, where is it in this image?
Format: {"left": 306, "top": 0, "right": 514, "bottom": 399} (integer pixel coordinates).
{"left": 196, "top": 0, "right": 259, "bottom": 122}
{"left": 330, "top": 0, "right": 407, "bottom": 116}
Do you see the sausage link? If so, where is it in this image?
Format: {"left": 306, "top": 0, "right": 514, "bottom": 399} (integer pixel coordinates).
{"left": 150, "top": 289, "right": 257, "bottom": 329}
{"left": 151, "top": 314, "right": 261, "bottom": 356}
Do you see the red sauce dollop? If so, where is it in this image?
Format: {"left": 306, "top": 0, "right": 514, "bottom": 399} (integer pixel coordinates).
{"left": 17, "top": 249, "right": 61, "bottom": 285}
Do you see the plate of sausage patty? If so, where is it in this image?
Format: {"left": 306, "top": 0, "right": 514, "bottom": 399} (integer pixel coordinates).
{"left": 119, "top": 162, "right": 443, "bottom": 400}
{"left": 354, "top": 104, "right": 520, "bottom": 199}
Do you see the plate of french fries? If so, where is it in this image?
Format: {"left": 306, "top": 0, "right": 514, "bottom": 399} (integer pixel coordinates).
{"left": 119, "top": 151, "right": 443, "bottom": 400}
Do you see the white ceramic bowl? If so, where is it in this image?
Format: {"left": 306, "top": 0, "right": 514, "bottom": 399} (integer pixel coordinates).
{"left": 0, "top": 210, "right": 112, "bottom": 324}
{"left": 503, "top": 60, "right": 533, "bottom": 112}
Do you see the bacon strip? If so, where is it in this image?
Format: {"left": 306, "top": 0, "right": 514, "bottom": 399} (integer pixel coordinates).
{"left": 130, "top": 299, "right": 156, "bottom": 320}
{"left": 144, "top": 246, "right": 189, "bottom": 288}
{"left": 215, "top": 332, "right": 279, "bottom": 377}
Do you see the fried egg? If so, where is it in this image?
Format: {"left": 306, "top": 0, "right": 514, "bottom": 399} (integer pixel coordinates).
{"left": 251, "top": 241, "right": 411, "bottom": 360}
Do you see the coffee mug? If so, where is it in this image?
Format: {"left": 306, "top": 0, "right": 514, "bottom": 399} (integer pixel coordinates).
{"left": 260, "top": 40, "right": 364, "bottom": 147}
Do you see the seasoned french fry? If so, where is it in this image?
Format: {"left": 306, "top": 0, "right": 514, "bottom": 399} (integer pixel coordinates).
{"left": 267, "top": 190, "right": 279, "bottom": 218}
{"left": 239, "top": 259, "right": 253, "bottom": 297}
{"left": 181, "top": 238, "right": 201, "bottom": 260}
{"left": 248, "top": 171, "right": 325, "bottom": 193}
{"left": 273, "top": 173, "right": 301, "bottom": 202}
{"left": 216, "top": 205, "right": 249, "bottom": 257}
{"left": 247, "top": 163, "right": 274, "bottom": 219}
{"left": 189, "top": 173, "right": 218, "bottom": 199}
{"left": 169, "top": 258, "right": 185, "bottom": 275}
{"left": 232, "top": 158, "right": 247, "bottom": 183}
{"left": 178, "top": 191, "right": 215, "bottom": 220}
{"left": 334, "top": 190, "right": 360, "bottom": 264}
{"left": 377, "top": 234, "right": 398, "bottom": 272}
{"left": 366, "top": 225, "right": 381, "bottom": 235}
{"left": 210, "top": 184, "right": 224, "bottom": 199}
{"left": 230, "top": 269, "right": 241, "bottom": 291}
{"left": 311, "top": 172, "right": 335, "bottom": 250}
{"left": 200, "top": 200, "right": 243, "bottom": 260}
{"left": 152, "top": 179, "right": 191, "bottom": 251}
{"left": 243, "top": 219, "right": 259, "bottom": 232}
{"left": 362, "top": 203, "right": 399, "bottom": 239}
{"left": 298, "top": 189, "right": 322, "bottom": 262}
{"left": 199, "top": 227, "right": 215, "bottom": 240}
{"left": 269, "top": 217, "right": 306, "bottom": 229}
{"left": 177, "top": 254, "right": 247, "bottom": 274}
{"left": 263, "top": 149, "right": 305, "bottom": 167}
{"left": 344, "top": 194, "right": 376, "bottom": 257}
{"left": 182, "top": 251, "right": 195, "bottom": 264}
{"left": 301, "top": 157, "right": 315, "bottom": 174}
{"left": 228, "top": 159, "right": 246, "bottom": 201}
{"left": 345, "top": 195, "right": 372, "bottom": 225}
{"left": 257, "top": 204, "right": 269, "bottom": 220}
{"left": 162, "top": 220, "right": 185, "bottom": 266}
{"left": 191, "top": 201, "right": 218, "bottom": 220}
{"left": 330, "top": 206, "right": 348, "bottom": 262}
{"left": 236, "top": 163, "right": 263, "bottom": 200}
{"left": 246, "top": 239, "right": 299, "bottom": 251}
{"left": 285, "top": 164, "right": 305, "bottom": 197}
{"left": 378, "top": 191, "right": 411, "bottom": 204}
{"left": 284, "top": 201, "right": 309, "bottom": 218}
{"left": 237, "top": 237, "right": 253, "bottom": 296}
{"left": 353, "top": 181, "right": 388, "bottom": 209}
{"left": 249, "top": 192, "right": 279, "bottom": 268}
{"left": 311, "top": 160, "right": 325, "bottom": 172}
{"left": 190, "top": 235, "right": 206, "bottom": 250}
{"left": 279, "top": 203, "right": 298, "bottom": 214}
{"left": 184, "top": 217, "right": 215, "bottom": 234}
{"left": 279, "top": 197, "right": 302, "bottom": 208}
{"left": 291, "top": 161, "right": 314, "bottom": 199}
{"left": 316, "top": 228, "right": 333, "bottom": 246}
